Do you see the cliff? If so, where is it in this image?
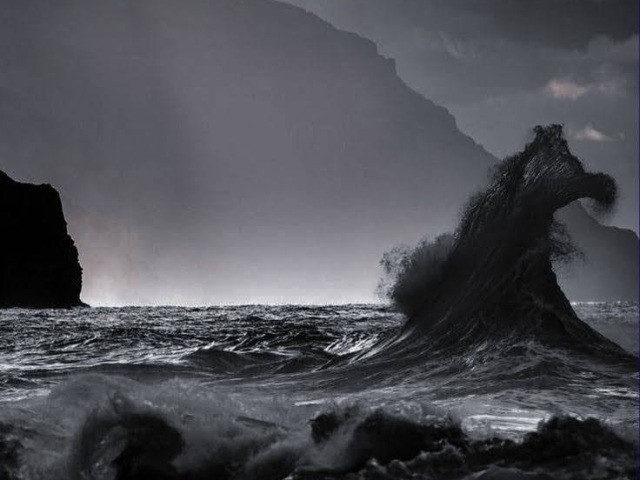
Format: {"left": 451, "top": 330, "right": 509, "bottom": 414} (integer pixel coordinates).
{"left": 0, "top": 171, "right": 84, "bottom": 308}
{"left": 0, "top": 0, "right": 495, "bottom": 304}
{"left": 0, "top": 0, "right": 635, "bottom": 303}
{"left": 556, "top": 203, "right": 638, "bottom": 302}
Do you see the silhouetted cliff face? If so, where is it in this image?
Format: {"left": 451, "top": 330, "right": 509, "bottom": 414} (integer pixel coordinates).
{"left": 0, "top": 171, "right": 83, "bottom": 308}
{"left": 556, "top": 203, "right": 639, "bottom": 302}
{"left": 0, "top": 0, "right": 635, "bottom": 304}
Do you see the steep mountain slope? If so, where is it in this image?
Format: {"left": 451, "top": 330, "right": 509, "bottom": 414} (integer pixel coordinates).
{"left": 557, "top": 203, "right": 638, "bottom": 301}
{"left": 0, "top": 0, "right": 634, "bottom": 304}
{"left": 0, "top": 0, "right": 495, "bottom": 305}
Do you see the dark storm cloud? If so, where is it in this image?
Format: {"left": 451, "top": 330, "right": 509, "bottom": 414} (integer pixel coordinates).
{"left": 283, "top": 0, "right": 637, "bottom": 99}
{"left": 283, "top": 0, "right": 639, "bottom": 231}
{"left": 283, "top": 0, "right": 637, "bottom": 48}
{"left": 430, "top": 0, "right": 636, "bottom": 48}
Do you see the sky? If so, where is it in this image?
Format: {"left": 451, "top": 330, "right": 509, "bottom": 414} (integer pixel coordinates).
{"left": 0, "top": 0, "right": 637, "bottom": 306}
{"left": 283, "top": 0, "right": 639, "bottom": 232}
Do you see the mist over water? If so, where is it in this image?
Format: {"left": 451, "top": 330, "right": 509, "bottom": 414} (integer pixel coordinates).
{"left": 0, "top": 0, "right": 498, "bottom": 307}
{"left": 0, "top": 0, "right": 636, "bottom": 477}
{"left": 0, "top": 128, "right": 637, "bottom": 479}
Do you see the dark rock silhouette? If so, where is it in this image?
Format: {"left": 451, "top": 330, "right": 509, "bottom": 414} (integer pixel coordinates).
{"left": 382, "top": 126, "right": 633, "bottom": 360}
{"left": 0, "top": 0, "right": 635, "bottom": 304}
{"left": 0, "top": 171, "right": 84, "bottom": 308}
{"left": 556, "top": 203, "right": 639, "bottom": 302}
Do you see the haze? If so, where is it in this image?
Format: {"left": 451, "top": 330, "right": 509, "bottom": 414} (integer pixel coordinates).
{"left": 0, "top": 0, "right": 636, "bottom": 306}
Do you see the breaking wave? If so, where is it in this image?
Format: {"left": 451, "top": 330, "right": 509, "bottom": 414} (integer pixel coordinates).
{"left": 1, "top": 378, "right": 634, "bottom": 480}
{"left": 0, "top": 126, "right": 636, "bottom": 479}
{"left": 371, "top": 125, "right": 633, "bottom": 363}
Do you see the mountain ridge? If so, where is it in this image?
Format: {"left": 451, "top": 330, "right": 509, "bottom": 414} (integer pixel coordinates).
{"left": 0, "top": 0, "right": 635, "bottom": 304}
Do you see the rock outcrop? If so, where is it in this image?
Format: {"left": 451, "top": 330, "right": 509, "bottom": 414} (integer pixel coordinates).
{"left": 0, "top": 171, "right": 84, "bottom": 308}
{"left": 0, "top": 0, "right": 636, "bottom": 304}
{"left": 556, "top": 203, "right": 639, "bottom": 302}
{"left": 0, "top": 0, "right": 495, "bottom": 305}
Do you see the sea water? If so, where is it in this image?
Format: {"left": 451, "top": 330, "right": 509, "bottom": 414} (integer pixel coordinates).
{"left": 0, "top": 303, "right": 636, "bottom": 479}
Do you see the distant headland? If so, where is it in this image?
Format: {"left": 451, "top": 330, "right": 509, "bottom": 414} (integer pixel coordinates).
{"left": 0, "top": 171, "right": 85, "bottom": 308}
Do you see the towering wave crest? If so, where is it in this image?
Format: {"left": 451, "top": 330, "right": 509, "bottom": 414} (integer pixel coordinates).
{"left": 7, "top": 378, "right": 629, "bottom": 480}
{"left": 377, "top": 233, "right": 455, "bottom": 316}
{"left": 378, "top": 125, "right": 630, "bottom": 359}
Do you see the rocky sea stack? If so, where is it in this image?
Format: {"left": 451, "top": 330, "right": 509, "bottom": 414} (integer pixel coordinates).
{"left": 0, "top": 171, "right": 84, "bottom": 308}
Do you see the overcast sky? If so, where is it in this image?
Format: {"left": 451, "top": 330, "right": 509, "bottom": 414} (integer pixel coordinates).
{"left": 1, "top": 0, "right": 637, "bottom": 306}
{"left": 0, "top": 0, "right": 497, "bottom": 305}
{"left": 283, "top": 0, "right": 639, "bottom": 231}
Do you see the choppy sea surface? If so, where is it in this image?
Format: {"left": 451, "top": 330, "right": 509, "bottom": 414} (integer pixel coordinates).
{"left": 0, "top": 303, "right": 637, "bottom": 479}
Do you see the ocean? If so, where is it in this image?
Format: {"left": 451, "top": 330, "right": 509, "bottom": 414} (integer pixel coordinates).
{"left": 0, "top": 302, "right": 637, "bottom": 479}
{"left": 1, "top": 126, "right": 638, "bottom": 479}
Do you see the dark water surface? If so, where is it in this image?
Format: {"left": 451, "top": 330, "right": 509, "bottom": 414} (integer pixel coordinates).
{"left": 0, "top": 303, "right": 636, "bottom": 479}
